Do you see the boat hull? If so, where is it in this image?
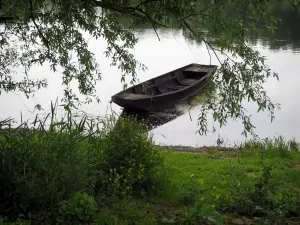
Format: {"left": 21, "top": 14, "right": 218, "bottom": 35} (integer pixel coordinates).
{"left": 111, "top": 63, "right": 217, "bottom": 111}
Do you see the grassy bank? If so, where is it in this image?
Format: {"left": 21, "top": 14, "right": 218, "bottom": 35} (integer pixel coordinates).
{"left": 0, "top": 115, "right": 299, "bottom": 224}
{"left": 163, "top": 142, "right": 300, "bottom": 224}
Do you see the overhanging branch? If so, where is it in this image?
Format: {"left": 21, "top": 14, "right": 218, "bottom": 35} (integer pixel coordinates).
{"left": 94, "top": 1, "right": 166, "bottom": 27}
{"left": 93, "top": 0, "right": 165, "bottom": 40}
{"left": 29, "top": 0, "right": 50, "bottom": 56}
{"left": 134, "top": 0, "right": 161, "bottom": 9}
{"left": 182, "top": 19, "right": 222, "bottom": 65}
{"left": 0, "top": 16, "right": 17, "bottom": 23}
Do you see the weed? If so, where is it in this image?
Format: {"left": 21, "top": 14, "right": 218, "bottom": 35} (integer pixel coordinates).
{"left": 57, "top": 192, "right": 97, "bottom": 224}
{"left": 182, "top": 175, "right": 222, "bottom": 224}
{"left": 93, "top": 200, "right": 157, "bottom": 225}
{"left": 288, "top": 139, "right": 299, "bottom": 151}
{"left": 0, "top": 126, "right": 93, "bottom": 220}
{"left": 100, "top": 116, "right": 168, "bottom": 198}
{"left": 241, "top": 136, "right": 293, "bottom": 158}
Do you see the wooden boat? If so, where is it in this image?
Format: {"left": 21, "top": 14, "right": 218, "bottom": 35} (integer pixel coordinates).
{"left": 111, "top": 63, "right": 218, "bottom": 111}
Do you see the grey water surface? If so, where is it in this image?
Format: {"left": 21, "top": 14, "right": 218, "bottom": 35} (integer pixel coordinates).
{"left": 0, "top": 28, "right": 300, "bottom": 146}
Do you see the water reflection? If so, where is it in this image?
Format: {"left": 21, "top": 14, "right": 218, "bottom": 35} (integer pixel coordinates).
{"left": 119, "top": 109, "right": 185, "bottom": 130}
{"left": 133, "top": 1, "right": 300, "bottom": 51}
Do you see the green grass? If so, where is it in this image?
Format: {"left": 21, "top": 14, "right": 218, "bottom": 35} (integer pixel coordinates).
{"left": 164, "top": 149, "right": 300, "bottom": 191}
{"left": 160, "top": 145, "right": 300, "bottom": 224}
{"left": 94, "top": 145, "right": 300, "bottom": 224}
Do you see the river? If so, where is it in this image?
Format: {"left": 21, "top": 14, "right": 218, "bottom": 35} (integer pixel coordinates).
{"left": 0, "top": 27, "right": 300, "bottom": 147}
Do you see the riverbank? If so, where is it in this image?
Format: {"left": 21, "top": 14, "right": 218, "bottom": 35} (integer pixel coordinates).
{"left": 0, "top": 119, "right": 299, "bottom": 224}
{"left": 99, "top": 143, "right": 300, "bottom": 224}
{"left": 157, "top": 145, "right": 236, "bottom": 153}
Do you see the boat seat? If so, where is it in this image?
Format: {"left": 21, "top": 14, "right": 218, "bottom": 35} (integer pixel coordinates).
{"left": 180, "top": 78, "right": 198, "bottom": 86}
{"left": 183, "top": 65, "right": 210, "bottom": 73}
{"left": 155, "top": 84, "right": 186, "bottom": 94}
{"left": 166, "top": 85, "right": 186, "bottom": 90}
{"left": 119, "top": 92, "right": 148, "bottom": 100}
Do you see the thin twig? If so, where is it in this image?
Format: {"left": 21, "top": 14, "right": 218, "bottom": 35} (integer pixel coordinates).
{"left": 134, "top": 0, "right": 160, "bottom": 9}
{"left": 203, "top": 40, "right": 212, "bottom": 65}
{"left": 200, "top": 36, "right": 222, "bottom": 65}
{"left": 199, "top": 2, "right": 219, "bottom": 14}
{"left": 133, "top": 7, "right": 161, "bottom": 40}
{"left": 93, "top": 1, "right": 166, "bottom": 28}
{"left": 188, "top": 106, "right": 193, "bottom": 121}
{"left": 182, "top": 18, "right": 222, "bottom": 65}
{"left": 29, "top": 0, "right": 50, "bottom": 56}
{"left": 151, "top": 23, "right": 160, "bottom": 41}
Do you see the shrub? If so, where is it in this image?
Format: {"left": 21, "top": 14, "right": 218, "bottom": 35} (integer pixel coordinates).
{"left": 241, "top": 136, "right": 292, "bottom": 158}
{"left": 93, "top": 200, "right": 157, "bottom": 225}
{"left": 0, "top": 113, "right": 108, "bottom": 222}
{"left": 0, "top": 126, "right": 95, "bottom": 220}
{"left": 57, "top": 192, "right": 97, "bottom": 224}
{"left": 288, "top": 139, "right": 299, "bottom": 151}
{"left": 99, "top": 116, "right": 167, "bottom": 197}
{"left": 92, "top": 208, "right": 119, "bottom": 225}
{"left": 0, "top": 113, "right": 169, "bottom": 222}
{"left": 181, "top": 176, "right": 222, "bottom": 225}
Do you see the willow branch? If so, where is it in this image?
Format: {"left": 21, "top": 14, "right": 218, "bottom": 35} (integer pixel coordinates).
{"left": 198, "top": 1, "right": 219, "bottom": 13}
{"left": 134, "top": 0, "right": 161, "bottom": 9}
{"left": 29, "top": 0, "right": 50, "bottom": 56}
{"left": 133, "top": 7, "right": 161, "bottom": 40}
{"left": 93, "top": 1, "right": 166, "bottom": 28}
{"left": 0, "top": 16, "right": 17, "bottom": 23}
{"left": 182, "top": 19, "right": 222, "bottom": 65}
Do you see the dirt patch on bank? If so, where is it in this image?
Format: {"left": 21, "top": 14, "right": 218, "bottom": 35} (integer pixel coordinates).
{"left": 157, "top": 145, "right": 238, "bottom": 153}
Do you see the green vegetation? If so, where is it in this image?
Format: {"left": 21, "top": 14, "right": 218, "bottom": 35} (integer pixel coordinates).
{"left": 0, "top": 114, "right": 299, "bottom": 224}
{"left": 0, "top": 114, "right": 167, "bottom": 224}
{"left": 164, "top": 139, "right": 300, "bottom": 224}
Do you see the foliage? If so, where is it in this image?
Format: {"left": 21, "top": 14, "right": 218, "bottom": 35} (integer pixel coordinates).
{"left": 226, "top": 141, "right": 300, "bottom": 219}
{"left": 1, "top": 0, "right": 296, "bottom": 134}
{"left": 93, "top": 200, "right": 157, "bottom": 225}
{"left": 164, "top": 138, "right": 300, "bottom": 223}
{"left": 0, "top": 110, "right": 167, "bottom": 223}
{"left": 0, "top": 125, "right": 93, "bottom": 220}
{"left": 0, "top": 219, "right": 31, "bottom": 225}
{"left": 57, "top": 192, "right": 97, "bottom": 224}
{"left": 182, "top": 176, "right": 222, "bottom": 225}
{"left": 92, "top": 208, "right": 119, "bottom": 225}
{"left": 241, "top": 136, "right": 294, "bottom": 157}
{"left": 100, "top": 115, "right": 167, "bottom": 197}
{"left": 0, "top": 116, "right": 300, "bottom": 225}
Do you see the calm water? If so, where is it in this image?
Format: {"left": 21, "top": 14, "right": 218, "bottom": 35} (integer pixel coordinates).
{"left": 1, "top": 29, "right": 300, "bottom": 146}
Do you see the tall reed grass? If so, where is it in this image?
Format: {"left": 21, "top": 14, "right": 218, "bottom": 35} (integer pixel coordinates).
{"left": 0, "top": 103, "right": 167, "bottom": 223}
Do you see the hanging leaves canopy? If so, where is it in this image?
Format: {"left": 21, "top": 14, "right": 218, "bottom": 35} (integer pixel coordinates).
{"left": 0, "top": 0, "right": 289, "bottom": 134}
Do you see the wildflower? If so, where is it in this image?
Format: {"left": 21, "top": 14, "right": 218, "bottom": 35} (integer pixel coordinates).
{"left": 199, "top": 178, "right": 204, "bottom": 185}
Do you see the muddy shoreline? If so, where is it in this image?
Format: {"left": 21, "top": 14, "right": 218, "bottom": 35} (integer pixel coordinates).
{"left": 157, "top": 145, "right": 238, "bottom": 153}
